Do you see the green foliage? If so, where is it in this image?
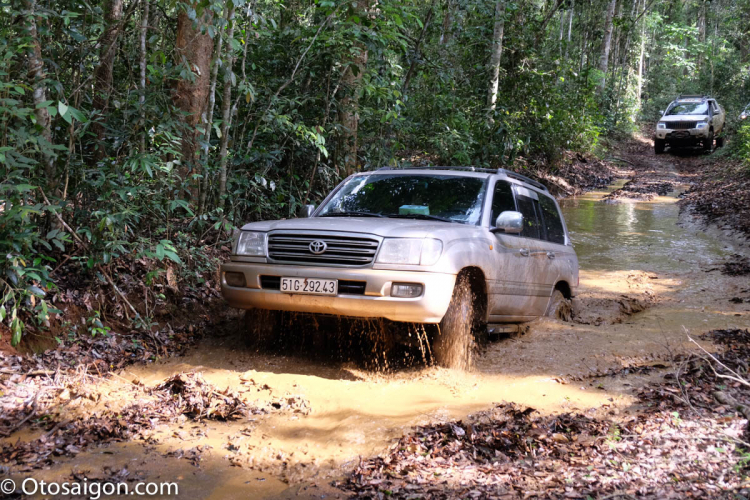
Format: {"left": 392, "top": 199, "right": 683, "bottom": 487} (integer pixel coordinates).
{"left": 2, "top": 0, "right": 750, "bottom": 345}
{"left": 732, "top": 123, "right": 750, "bottom": 174}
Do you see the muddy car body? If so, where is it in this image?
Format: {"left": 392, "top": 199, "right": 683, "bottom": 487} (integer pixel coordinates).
{"left": 654, "top": 95, "right": 725, "bottom": 153}
{"left": 221, "top": 168, "right": 578, "bottom": 366}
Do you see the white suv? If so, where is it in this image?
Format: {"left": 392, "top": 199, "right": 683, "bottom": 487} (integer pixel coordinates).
{"left": 221, "top": 168, "right": 579, "bottom": 368}
{"left": 654, "top": 95, "right": 725, "bottom": 153}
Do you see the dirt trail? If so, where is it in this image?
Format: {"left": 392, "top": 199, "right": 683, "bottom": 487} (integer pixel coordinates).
{"left": 3, "top": 137, "right": 750, "bottom": 499}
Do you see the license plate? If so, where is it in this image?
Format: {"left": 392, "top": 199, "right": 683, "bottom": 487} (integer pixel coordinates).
{"left": 280, "top": 277, "right": 338, "bottom": 295}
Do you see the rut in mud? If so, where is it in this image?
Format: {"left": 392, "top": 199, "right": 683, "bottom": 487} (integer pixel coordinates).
{"left": 2, "top": 137, "right": 750, "bottom": 499}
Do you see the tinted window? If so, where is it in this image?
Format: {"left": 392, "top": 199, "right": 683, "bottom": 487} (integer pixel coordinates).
{"left": 515, "top": 195, "right": 540, "bottom": 239}
{"left": 539, "top": 195, "right": 565, "bottom": 244}
{"left": 490, "top": 181, "right": 516, "bottom": 224}
{"left": 318, "top": 174, "right": 487, "bottom": 225}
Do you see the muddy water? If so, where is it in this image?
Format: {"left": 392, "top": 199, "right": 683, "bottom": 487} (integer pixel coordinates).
{"left": 12, "top": 172, "right": 750, "bottom": 498}
{"left": 559, "top": 181, "right": 730, "bottom": 273}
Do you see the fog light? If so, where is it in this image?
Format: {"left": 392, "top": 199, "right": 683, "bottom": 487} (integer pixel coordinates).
{"left": 391, "top": 283, "right": 424, "bottom": 298}
{"left": 225, "top": 272, "right": 246, "bottom": 287}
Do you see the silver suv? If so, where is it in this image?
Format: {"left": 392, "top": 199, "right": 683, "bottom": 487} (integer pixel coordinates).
{"left": 654, "top": 94, "right": 725, "bottom": 153}
{"left": 221, "top": 168, "right": 579, "bottom": 368}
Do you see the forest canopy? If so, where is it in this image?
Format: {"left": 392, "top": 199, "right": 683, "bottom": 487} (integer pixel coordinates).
{"left": 1, "top": 0, "right": 750, "bottom": 344}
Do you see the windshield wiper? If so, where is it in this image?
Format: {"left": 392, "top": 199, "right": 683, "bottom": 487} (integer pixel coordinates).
{"left": 386, "top": 213, "right": 458, "bottom": 223}
{"left": 319, "top": 211, "right": 385, "bottom": 218}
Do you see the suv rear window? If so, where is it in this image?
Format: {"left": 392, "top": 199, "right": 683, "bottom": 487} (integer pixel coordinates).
{"left": 538, "top": 195, "right": 565, "bottom": 244}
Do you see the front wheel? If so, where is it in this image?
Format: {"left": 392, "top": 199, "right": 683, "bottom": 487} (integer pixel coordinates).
{"left": 703, "top": 131, "right": 714, "bottom": 152}
{"left": 432, "top": 275, "right": 476, "bottom": 370}
{"left": 654, "top": 139, "right": 665, "bottom": 154}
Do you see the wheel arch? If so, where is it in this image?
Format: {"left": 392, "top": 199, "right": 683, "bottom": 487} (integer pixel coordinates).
{"left": 457, "top": 266, "right": 488, "bottom": 324}
{"left": 554, "top": 280, "right": 572, "bottom": 300}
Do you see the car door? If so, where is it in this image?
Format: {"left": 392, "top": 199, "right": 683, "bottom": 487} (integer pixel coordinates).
{"left": 487, "top": 182, "right": 550, "bottom": 320}
{"left": 709, "top": 100, "right": 724, "bottom": 134}
{"left": 537, "top": 192, "right": 577, "bottom": 300}
{"left": 715, "top": 103, "right": 726, "bottom": 134}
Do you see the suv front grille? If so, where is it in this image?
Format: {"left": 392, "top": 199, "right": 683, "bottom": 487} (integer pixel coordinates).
{"left": 667, "top": 121, "right": 698, "bottom": 130}
{"left": 259, "top": 275, "right": 366, "bottom": 295}
{"left": 267, "top": 233, "right": 380, "bottom": 266}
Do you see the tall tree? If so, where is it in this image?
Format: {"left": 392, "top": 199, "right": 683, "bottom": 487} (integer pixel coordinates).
{"left": 174, "top": 1, "right": 215, "bottom": 190}
{"left": 139, "top": 0, "right": 149, "bottom": 153}
{"left": 92, "top": 0, "right": 124, "bottom": 160}
{"left": 338, "top": 0, "right": 372, "bottom": 176}
{"left": 487, "top": 0, "right": 506, "bottom": 110}
{"left": 24, "top": 0, "right": 55, "bottom": 186}
{"left": 218, "top": 3, "right": 237, "bottom": 203}
{"left": 599, "top": 0, "right": 617, "bottom": 92}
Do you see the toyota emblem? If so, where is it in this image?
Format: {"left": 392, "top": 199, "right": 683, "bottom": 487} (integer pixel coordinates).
{"left": 309, "top": 240, "right": 327, "bottom": 255}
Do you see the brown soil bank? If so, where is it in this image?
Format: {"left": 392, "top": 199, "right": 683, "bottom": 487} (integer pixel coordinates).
{"left": 677, "top": 151, "right": 750, "bottom": 238}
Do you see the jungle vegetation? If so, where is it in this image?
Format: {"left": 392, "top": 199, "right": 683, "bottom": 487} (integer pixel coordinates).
{"left": 1, "top": 0, "right": 749, "bottom": 344}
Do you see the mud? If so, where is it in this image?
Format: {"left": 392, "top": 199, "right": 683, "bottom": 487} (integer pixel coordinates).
{"left": 3, "top": 136, "right": 750, "bottom": 498}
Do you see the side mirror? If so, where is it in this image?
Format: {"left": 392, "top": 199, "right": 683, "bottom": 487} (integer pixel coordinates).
{"left": 713, "top": 109, "right": 721, "bottom": 116}
{"left": 491, "top": 211, "right": 523, "bottom": 234}
{"left": 659, "top": 110, "right": 665, "bottom": 116}
{"left": 297, "top": 204, "right": 316, "bottom": 218}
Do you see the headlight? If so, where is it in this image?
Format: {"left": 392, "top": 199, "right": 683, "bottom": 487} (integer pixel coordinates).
{"left": 657, "top": 122, "right": 666, "bottom": 129}
{"left": 235, "top": 231, "right": 267, "bottom": 256}
{"left": 741, "top": 114, "right": 747, "bottom": 120}
{"left": 696, "top": 120, "right": 708, "bottom": 129}
{"left": 376, "top": 238, "right": 443, "bottom": 266}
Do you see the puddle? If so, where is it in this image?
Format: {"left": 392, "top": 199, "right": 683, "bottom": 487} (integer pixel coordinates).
{"left": 559, "top": 185, "right": 732, "bottom": 273}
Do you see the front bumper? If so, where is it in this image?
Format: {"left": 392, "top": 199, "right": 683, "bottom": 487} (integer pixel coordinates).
{"left": 220, "top": 262, "right": 457, "bottom": 323}
{"left": 655, "top": 128, "right": 708, "bottom": 141}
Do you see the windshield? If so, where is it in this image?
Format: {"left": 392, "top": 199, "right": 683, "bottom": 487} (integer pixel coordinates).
{"left": 667, "top": 102, "right": 708, "bottom": 116}
{"left": 317, "top": 174, "right": 487, "bottom": 225}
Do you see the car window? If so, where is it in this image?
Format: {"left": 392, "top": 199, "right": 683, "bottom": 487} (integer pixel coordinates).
{"left": 514, "top": 194, "right": 540, "bottom": 239}
{"left": 317, "top": 174, "right": 487, "bottom": 225}
{"left": 667, "top": 102, "right": 708, "bottom": 115}
{"left": 538, "top": 195, "right": 565, "bottom": 245}
{"left": 490, "top": 180, "right": 516, "bottom": 225}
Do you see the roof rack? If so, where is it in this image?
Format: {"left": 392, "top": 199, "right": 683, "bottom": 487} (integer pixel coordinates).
{"left": 376, "top": 166, "right": 498, "bottom": 173}
{"left": 373, "top": 165, "right": 549, "bottom": 192}
{"left": 678, "top": 94, "right": 709, "bottom": 100}
{"left": 496, "top": 168, "right": 549, "bottom": 192}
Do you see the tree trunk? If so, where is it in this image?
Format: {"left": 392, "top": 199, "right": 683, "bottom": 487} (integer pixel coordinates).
{"left": 567, "top": 0, "right": 574, "bottom": 42}
{"left": 92, "top": 0, "right": 124, "bottom": 160}
{"left": 338, "top": 0, "right": 371, "bottom": 176}
{"left": 486, "top": 0, "right": 506, "bottom": 111}
{"left": 599, "top": 0, "right": 617, "bottom": 92}
{"left": 636, "top": 0, "right": 646, "bottom": 113}
{"left": 218, "top": 5, "right": 237, "bottom": 203}
{"left": 139, "top": 0, "right": 149, "bottom": 154}
{"left": 24, "top": 0, "right": 55, "bottom": 185}
{"left": 174, "top": 2, "right": 214, "bottom": 192}
{"left": 439, "top": 0, "right": 453, "bottom": 45}
{"left": 198, "top": 17, "right": 226, "bottom": 212}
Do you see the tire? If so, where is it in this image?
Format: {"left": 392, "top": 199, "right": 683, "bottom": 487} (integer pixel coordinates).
{"left": 703, "top": 131, "right": 714, "bottom": 152}
{"left": 432, "top": 275, "right": 476, "bottom": 370}
{"left": 654, "top": 139, "right": 665, "bottom": 154}
{"left": 545, "top": 289, "right": 572, "bottom": 321}
{"left": 243, "top": 308, "right": 280, "bottom": 350}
